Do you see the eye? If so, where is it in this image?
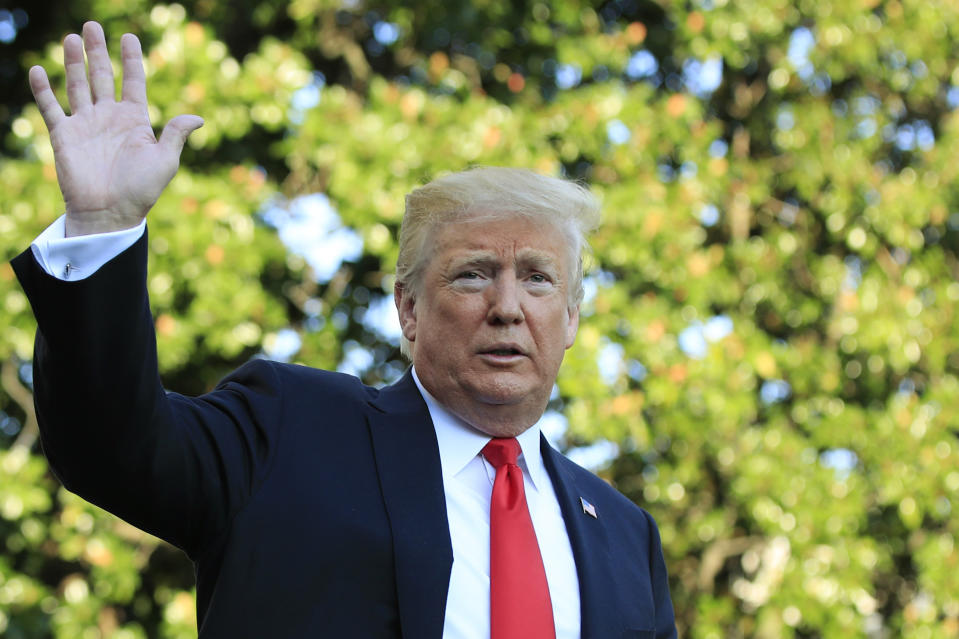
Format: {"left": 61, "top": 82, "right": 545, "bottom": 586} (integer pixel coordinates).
{"left": 452, "top": 270, "right": 488, "bottom": 287}
{"left": 528, "top": 272, "right": 551, "bottom": 284}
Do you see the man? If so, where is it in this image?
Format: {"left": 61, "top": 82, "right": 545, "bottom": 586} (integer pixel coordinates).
{"left": 14, "top": 21, "right": 676, "bottom": 638}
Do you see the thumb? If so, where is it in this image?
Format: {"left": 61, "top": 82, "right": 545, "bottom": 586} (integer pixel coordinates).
{"left": 158, "top": 114, "right": 204, "bottom": 156}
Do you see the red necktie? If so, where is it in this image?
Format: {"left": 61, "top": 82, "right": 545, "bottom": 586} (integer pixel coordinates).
{"left": 482, "top": 437, "right": 556, "bottom": 639}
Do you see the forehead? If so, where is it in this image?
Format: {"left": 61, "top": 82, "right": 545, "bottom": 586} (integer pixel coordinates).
{"left": 430, "top": 215, "right": 570, "bottom": 262}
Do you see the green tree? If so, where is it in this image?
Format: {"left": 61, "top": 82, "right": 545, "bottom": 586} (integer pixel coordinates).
{"left": 1, "top": 1, "right": 958, "bottom": 637}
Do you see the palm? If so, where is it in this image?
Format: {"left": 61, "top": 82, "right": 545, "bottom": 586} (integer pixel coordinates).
{"left": 52, "top": 101, "right": 170, "bottom": 224}
{"left": 29, "top": 22, "right": 202, "bottom": 236}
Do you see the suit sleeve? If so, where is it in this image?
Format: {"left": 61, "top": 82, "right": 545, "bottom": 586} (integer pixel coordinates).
{"left": 11, "top": 232, "right": 282, "bottom": 559}
{"left": 644, "top": 510, "right": 678, "bottom": 639}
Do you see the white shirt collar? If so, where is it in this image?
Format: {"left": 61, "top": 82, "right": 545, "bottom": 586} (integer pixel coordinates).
{"left": 411, "top": 367, "right": 548, "bottom": 493}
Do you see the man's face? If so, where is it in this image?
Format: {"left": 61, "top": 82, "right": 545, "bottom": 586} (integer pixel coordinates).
{"left": 396, "top": 215, "right": 579, "bottom": 436}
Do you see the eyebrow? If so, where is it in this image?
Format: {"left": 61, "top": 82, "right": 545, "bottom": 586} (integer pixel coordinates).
{"left": 447, "top": 250, "right": 561, "bottom": 273}
{"left": 450, "top": 252, "right": 497, "bottom": 267}
{"left": 518, "top": 251, "right": 561, "bottom": 272}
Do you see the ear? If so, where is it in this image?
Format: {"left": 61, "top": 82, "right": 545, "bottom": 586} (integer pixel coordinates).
{"left": 565, "top": 304, "right": 580, "bottom": 349}
{"left": 394, "top": 284, "right": 418, "bottom": 342}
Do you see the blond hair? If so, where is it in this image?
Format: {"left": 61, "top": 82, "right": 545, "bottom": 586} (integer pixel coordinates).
{"left": 395, "top": 166, "right": 600, "bottom": 358}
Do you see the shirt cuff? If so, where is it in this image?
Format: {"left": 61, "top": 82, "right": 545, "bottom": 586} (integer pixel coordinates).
{"left": 30, "top": 215, "right": 147, "bottom": 281}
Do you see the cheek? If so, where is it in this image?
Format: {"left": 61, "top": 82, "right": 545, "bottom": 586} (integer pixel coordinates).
{"left": 420, "top": 301, "right": 473, "bottom": 347}
{"left": 533, "top": 311, "right": 574, "bottom": 353}
{"left": 438, "top": 296, "right": 486, "bottom": 325}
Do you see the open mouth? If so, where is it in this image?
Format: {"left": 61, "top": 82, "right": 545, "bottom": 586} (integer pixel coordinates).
{"left": 485, "top": 348, "right": 522, "bottom": 356}
{"left": 480, "top": 345, "right": 525, "bottom": 357}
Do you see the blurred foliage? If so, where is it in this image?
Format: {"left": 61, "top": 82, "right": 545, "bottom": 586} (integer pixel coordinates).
{"left": 2, "top": 0, "right": 959, "bottom": 637}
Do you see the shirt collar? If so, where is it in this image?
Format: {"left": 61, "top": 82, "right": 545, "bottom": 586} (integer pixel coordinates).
{"left": 411, "top": 367, "right": 548, "bottom": 493}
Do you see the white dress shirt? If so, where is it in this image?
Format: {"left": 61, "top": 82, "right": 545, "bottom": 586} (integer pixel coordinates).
{"left": 412, "top": 370, "right": 580, "bottom": 638}
{"left": 31, "top": 217, "right": 582, "bottom": 637}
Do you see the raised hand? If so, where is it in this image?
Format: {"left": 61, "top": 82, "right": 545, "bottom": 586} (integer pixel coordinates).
{"left": 29, "top": 21, "right": 203, "bottom": 237}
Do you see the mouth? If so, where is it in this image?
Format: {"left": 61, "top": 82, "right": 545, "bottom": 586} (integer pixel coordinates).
{"left": 478, "top": 344, "right": 527, "bottom": 359}
{"left": 484, "top": 348, "right": 522, "bottom": 356}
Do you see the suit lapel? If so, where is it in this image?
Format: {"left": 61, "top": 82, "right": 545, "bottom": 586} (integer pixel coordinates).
{"left": 541, "top": 436, "right": 622, "bottom": 639}
{"left": 367, "top": 371, "right": 452, "bottom": 639}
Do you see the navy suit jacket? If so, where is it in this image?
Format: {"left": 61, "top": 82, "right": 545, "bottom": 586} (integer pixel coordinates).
{"left": 13, "top": 233, "right": 676, "bottom": 638}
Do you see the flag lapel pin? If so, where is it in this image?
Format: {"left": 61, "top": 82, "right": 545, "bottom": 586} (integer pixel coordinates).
{"left": 580, "top": 497, "right": 598, "bottom": 518}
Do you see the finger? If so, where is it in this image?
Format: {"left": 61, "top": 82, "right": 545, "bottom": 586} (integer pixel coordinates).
{"left": 158, "top": 114, "right": 205, "bottom": 156}
{"left": 120, "top": 33, "right": 147, "bottom": 106}
{"left": 82, "top": 21, "right": 116, "bottom": 103}
{"left": 29, "top": 66, "right": 66, "bottom": 130}
{"left": 63, "top": 32, "right": 92, "bottom": 113}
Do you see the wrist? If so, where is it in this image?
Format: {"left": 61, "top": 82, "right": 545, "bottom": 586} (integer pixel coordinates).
{"left": 64, "top": 211, "right": 145, "bottom": 237}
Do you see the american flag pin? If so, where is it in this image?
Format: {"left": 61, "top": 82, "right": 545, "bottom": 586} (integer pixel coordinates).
{"left": 580, "top": 497, "right": 597, "bottom": 518}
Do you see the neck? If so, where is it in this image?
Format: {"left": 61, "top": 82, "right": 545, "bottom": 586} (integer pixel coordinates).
{"left": 447, "top": 403, "right": 539, "bottom": 438}
{"left": 411, "top": 367, "right": 543, "bottom": 438}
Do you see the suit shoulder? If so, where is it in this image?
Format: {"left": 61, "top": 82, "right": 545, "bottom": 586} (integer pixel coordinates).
{"left": 221, "top": 359, "right": 377, "bottom": 402}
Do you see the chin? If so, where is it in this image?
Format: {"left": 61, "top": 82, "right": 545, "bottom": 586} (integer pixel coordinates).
{"left": 467, "top": 376, "right": 536, "bottom": 405}
{"left": 455, "top": 382, "right": 550, "bottom": 437}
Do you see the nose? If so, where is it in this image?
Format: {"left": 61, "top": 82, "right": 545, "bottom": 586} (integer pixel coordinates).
{"left": 486, "top": 275, "right": 525, "bottom": 324}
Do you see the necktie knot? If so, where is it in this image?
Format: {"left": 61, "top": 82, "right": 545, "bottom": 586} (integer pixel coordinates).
{"left": 482, "top": 437, "right": 521, "bottom": 468}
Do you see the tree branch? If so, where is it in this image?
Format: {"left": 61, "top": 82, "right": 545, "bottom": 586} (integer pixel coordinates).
{"left": 697, "top": 535, "right": 762, "bottom": 590}
{"left": 2, "top": 357, "right": 38, "bottom": 451}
